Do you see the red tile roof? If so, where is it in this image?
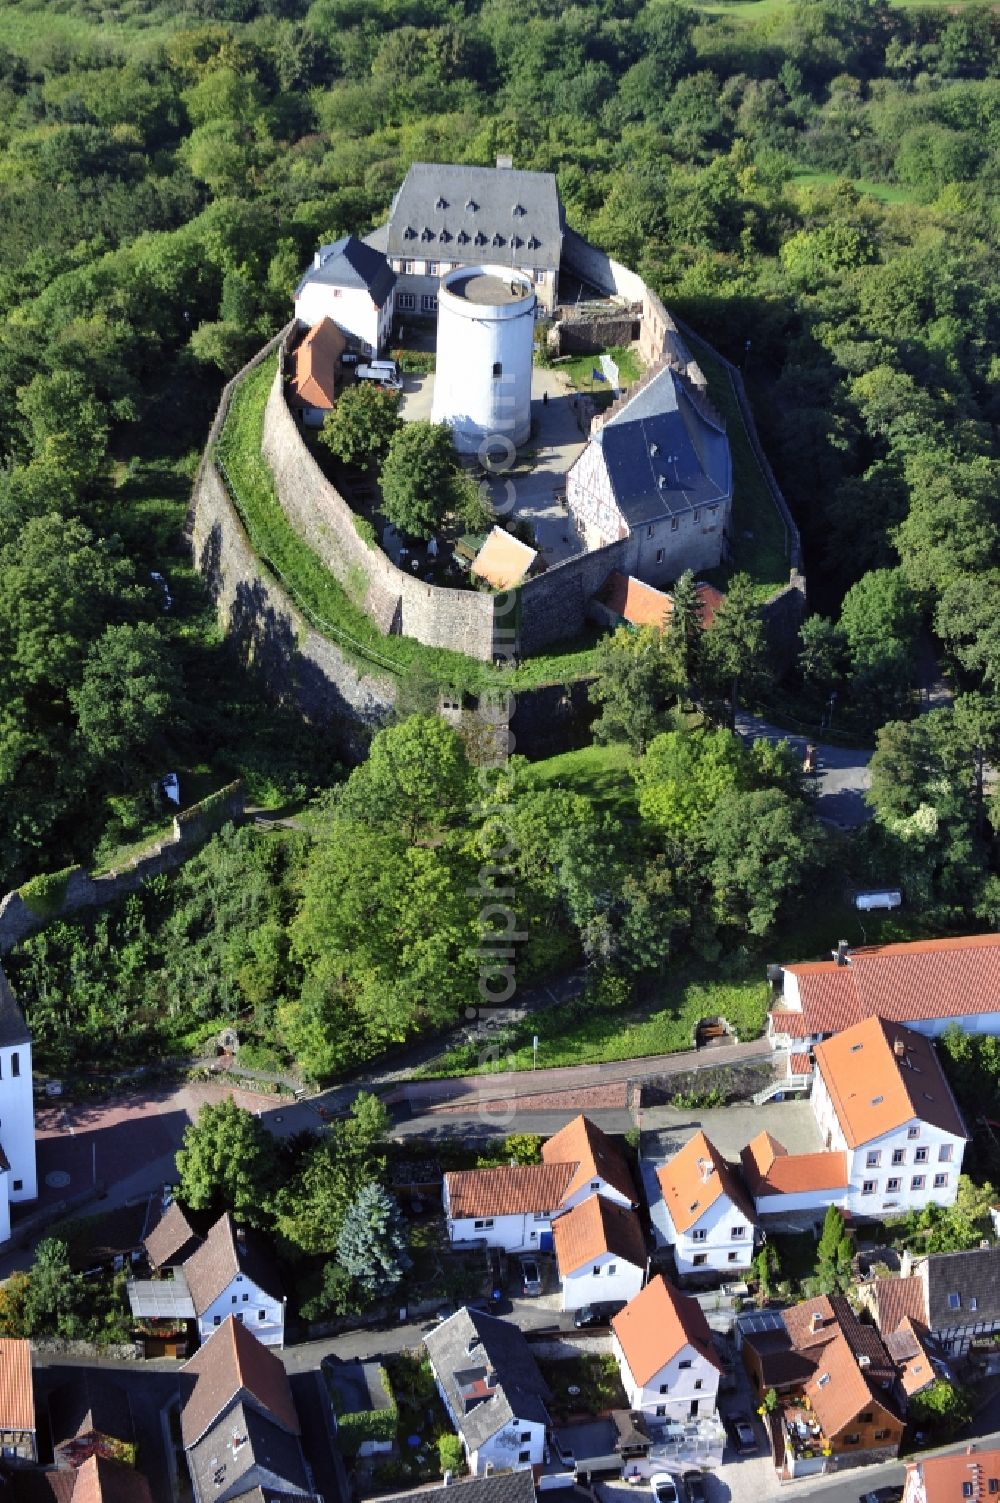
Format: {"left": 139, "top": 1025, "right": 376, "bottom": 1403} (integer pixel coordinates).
{"left": 71, "top": 1456, "right": 154, "bottom": 1503}
{"left": 542, "top": 1115, "right": 637, "bottom": 1206}
{"left": 872, "top": 1273, "right": 928, "bottom": 1334}
{"left": 552, "top": 1196, "right": 646, "bottom": 1276}
{"left": 768, "top": 1009, "right": 814, "bottom": 1039}
{"left": 741, "top": 1132, "right": 848, "bottom": 1198}
{"left": 783, "top": 933, "right": 1000, "bottom": 1035}
{"left": 905, "top": 1444, "right": 1000, "bottom": 1503}
{"left": 0, "top": 1337, "right": 35, "bottom": 1435}
{"left": 612, "top": 1274, "right": 722, "bottom": 1385}
{"left": 180, "top": 1315, "right": 299, "bottom": 1449}
{"left": 789, "top": 1052, "right": 813, "bottom": 1076}
{"left": 886, "top": 1316, "right": 936, "bottom": 1396}
{"left": 445, "top": 1163, "right": 576, "bottom": 1219}
{"left": 289, "top": 316, "right": 345, "bottom": 410}
{"left": 600, "top": 572, "right": 670, "bottom": 629}
{"left": 814, "top": 1017, "right": 966, "bottom": 1148}
{"left": 657, "top": 1130, "right": 755, "bottom": 1234}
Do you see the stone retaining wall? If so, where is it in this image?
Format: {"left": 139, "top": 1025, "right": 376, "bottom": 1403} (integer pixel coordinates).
{"left": 0, "top": 782, "right": 245, "bottom": 955}
{"left": 262, "top": 353, "right": 499, "bottom": 662}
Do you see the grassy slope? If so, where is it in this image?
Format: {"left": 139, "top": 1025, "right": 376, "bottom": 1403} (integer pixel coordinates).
{"left": 680, "top": 336, "right": 791, "bottom": 602}
{"left": 522, "top": 742, "right": 638, "bottom": 820}
{"left": 790, "top": 170, "right": 919, "bottom": 206}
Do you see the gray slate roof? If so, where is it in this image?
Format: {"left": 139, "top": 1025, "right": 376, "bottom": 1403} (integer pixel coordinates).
{"left": 387, "top": 163, "right": 563, "bottom": 271}
{"left": 599, "top": 365, "right": 731, "bottom": 527}
{"left": 186, "top": 1402, "right": 313, "bottom": 1503}
{"left": 0, "top": 966, "right": 31, "bottom": 1048}
{"left": 920, "top": 1244, "right": 1000, "bottom": 1330}
{"left": 295, "top": 234, "right": 396, "bottom": 305}
{"left": 423, "top": 1306, "right": 550, "bottom": 1451}
{"left": 383, "top": 1473, "right": 537, "bottom": 1503}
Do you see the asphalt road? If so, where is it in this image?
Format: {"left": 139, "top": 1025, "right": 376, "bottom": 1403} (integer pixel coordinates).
{"left": 735, "top": 711, "right": 872, "bottom": 829}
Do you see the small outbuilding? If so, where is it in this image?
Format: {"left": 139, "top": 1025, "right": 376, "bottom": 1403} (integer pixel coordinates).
{"left": 470, "top": 527, "right": 538, "bottom": 590}
{"left": 288, "top": 317, "right": 345, "bottom": 427}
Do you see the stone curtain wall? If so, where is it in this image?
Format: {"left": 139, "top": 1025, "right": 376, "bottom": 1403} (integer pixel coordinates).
{"left": 261, "top": 359, "right": 498, "bottom": 662}
{"left": 191, "top": 455, "right": 396, "bottom": 745}
{"left": 0, "top": 782, "right": 246, "bottom": 955}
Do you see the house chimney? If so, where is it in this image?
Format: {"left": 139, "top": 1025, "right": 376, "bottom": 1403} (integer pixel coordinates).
{"left": 810, "top": 1311, "right": 823, "bottom": 1334}
{"left": 496, "top": 154, "right": 513, "bottom": 170}
{"left": 314, "top": 250, "right": 321, "bottom": 269}
{"left": 444, "top": 1472, "right": 454, "bottom": 1487}
{"left": 859, "top": 1355, "right": 871, "bottom": 1369}
{"left": 894, "top": 1039, "right": 907, "bottom": 1057}
{"left": 835, "top": 940, "right": 849, "bottom": 966}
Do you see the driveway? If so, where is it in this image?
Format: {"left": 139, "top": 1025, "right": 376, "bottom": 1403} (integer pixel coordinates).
{"left": 735, "top": 712, "right": 872, "bottom": 829}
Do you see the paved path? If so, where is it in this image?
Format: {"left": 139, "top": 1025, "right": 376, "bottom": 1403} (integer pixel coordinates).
{"left": 735, "top": 711, "right": 872, "bottom": 829}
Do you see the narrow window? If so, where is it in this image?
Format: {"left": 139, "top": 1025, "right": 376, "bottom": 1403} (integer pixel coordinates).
{"left": 10, "top": 1054, "right": 17, "bottom": 1078}
{"left": 12, "top": 1180, "right": 21, "bottom": 1192}
{"left": 492, "top": 362, "right": 502, "bottom": 378}
{"left": 258, "top": 1310, "right": 266, "bottom": 1321}
{"left": 671, "top": 518, "right": 679, "bottom": 532}
{"left": 607, "top": 1264, "right": 617, "bottom": 1276}
{"left": 655, "top": 549, "right": 664, "bottom": 564}
{"left": 892, "top": 1149, "right": 905, "bottom": 1166}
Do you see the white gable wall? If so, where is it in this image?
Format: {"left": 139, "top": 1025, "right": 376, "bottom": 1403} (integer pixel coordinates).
{"left": 446, "top": 1211, "right": 552, "bottom": 1251}
{"left": 665, "top": 1192, "right": 754, "bottom": 1278}
{"left": 294, "top": 282, "right": 390, "bottom": 355}
{"left": 199, "top": 1275, "right": 285, "bottom": 1347}
{"left": 469, "top": 1417, "right": 546, "bottom": 1476}
{"left": 612, "top": 1334, "right": 720, "bottom": 1421}
{"left": 559, "top": 1249, "right": 644, "bottom": 1311}
{"left": 560, "top": 1175, "right": 634, "bottom": 1214}
{"left": 0, "top": 1040, "right": 35, "bottom": 1205}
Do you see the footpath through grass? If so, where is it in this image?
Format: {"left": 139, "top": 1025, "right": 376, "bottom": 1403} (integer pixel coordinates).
{"left": 217, "top": 358, "right": 607, "bottom": 695}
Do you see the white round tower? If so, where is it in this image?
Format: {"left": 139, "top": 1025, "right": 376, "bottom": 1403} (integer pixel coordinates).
{"left": 431, "top": 265, "right": 536, "bottom": 457}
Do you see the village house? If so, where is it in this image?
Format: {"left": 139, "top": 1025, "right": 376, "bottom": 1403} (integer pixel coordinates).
{"left": 423, "top": 1307, "right": 551, "bottom": 1476}
{"left": 566, "top": 361, "right": 733, "bottom": 588}
{"left": 0, "top": 1337, "right": 36, "bottom": 1463}
{"left": 179, "top": 1315, "right": 317, "bottom": 1503}
{"left": 378, "top": 1470, "right": 538, "bottom": 1503}
{"left": 382, "top": 160, "right": 564, "bottom": 317}
{"left": 811, "top": 1017, "right": 967, "bottom": 1216}
{"left": 443, "top": 1115, "right": 637, "bottom": 1252}
{"left": 865, "top": 1243, "right": 1000, "bottom": 1358}
{"left": 903, "top": 1443, "right": 1000, "bottom": 1503}
{"left": 288, "top": 316, "right": 345, "bottom": 427}
{"left": 551, "top": 1195, "right": 646, "bottom": 1311}
{"left": 740, "top": 1131, "right": 850, "bottom": 1223}
{"left": 654, "top": 1130, "right": 757, "bottom": 1279}
{"left": 738, "top": 1295, "right": 905, "bottom": 1478}
{"left": 144, "top": 1199, "right": 204, "bottom": 1271}
{"left": 611, "top": 1274, "right": 722, "bottom": 1421}
{"left": 294, "top": 233, "right": 396, "bottom": 355}
{"left": 591, "top": 572, "right": 724, "bottom": 634}
{"left": 768, "top": 933, "right": 1000, "bottom": 1056}
{"left": 182, "top": 1212, "right": 286, "bottom": 1348}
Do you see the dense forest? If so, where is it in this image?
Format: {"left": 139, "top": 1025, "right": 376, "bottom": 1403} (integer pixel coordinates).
{"left": 1, "top": 0, "right": 999, "bottom": 1072}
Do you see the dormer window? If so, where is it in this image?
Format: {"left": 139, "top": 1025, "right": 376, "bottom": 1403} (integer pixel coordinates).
{"left": 492, "top": 233, "right": 504, "bottom": 247}
{"left": 475, "top": 231, "right": 487, "bottom": 246}
{"left": 404, "top": 226, "right": 416, "bottom": 240}
{"left": 439, "top": 229, "right": 451, "bottom": 243}
{"left": 527, "top": 235, "right": 539, "bottom": 249}
{"left": 435, "top": 196, "right": 448, "bottom": 210}
{"left": 421, "top": 227, "right": 434, "bottom": 242}
{"left": 511, "top": 235, "right": 522, "bottom": 249}
{"left": 466, "top": 198, "right": 478, "bottom": 212}
{"left": 457, "top": 230, "right": 469, "bottom": 244}
{"left": 512, "top": 203, "right": 525, "bottom": 217}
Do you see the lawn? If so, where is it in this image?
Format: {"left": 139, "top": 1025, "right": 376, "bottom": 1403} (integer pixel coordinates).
{"left": 0, "top": 1, "right": 181, "bottom": 63}
{"left": 789, "top": 170, "right": 919, "bottom": 206}
{"left": 217, "top": 358, "right": 610, "bottom": 695}
{"left": 679, "top": 335, "right": 791, "bottom": 602}
{"left": 522, "top": 742, "right": 638, "bottom": 820}
{"left": 419, "top": 970, "right": 771, "bottom": 1077}
{"left": 556, "top": 346, "right": 644, "bottom": 394}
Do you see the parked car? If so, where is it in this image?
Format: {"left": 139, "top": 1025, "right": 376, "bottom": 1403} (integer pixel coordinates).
{"left": 729, "top": 1415, "right": 758, "bottom": 1454}
{"left": 161, "top": 772, "right": 180, "bottom": 806}
{"left": 860, "top": 1489, "right": 902, "bottom": 1503}
{"left": 573, "top": 1300, "right": 625, "bottom": 1329}
{"left": 683, "top": 1472, "right": 708, "bottom": 1503}
{"left": 520, "top": 1257, "right": 542, "bottom": 1296}
{"left": 651, "top": 1473, "right": 679, "bottom": 1503}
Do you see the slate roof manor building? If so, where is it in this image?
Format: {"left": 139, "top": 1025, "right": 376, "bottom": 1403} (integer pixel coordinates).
{"left": 566, "top": 362, "right": 733, "bottom": 587}
{"left": 384, "top": 161, "right": 564, "bottom": 316}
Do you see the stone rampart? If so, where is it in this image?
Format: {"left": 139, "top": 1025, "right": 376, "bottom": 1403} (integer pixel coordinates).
{"left": 0, "top": 781, "right": 245, "bottom": 955}
{"left": 192, "top": 455, "right": 396, "bottom": 746}
{"left": 549, "top": 310, "right": 640, "bottom": 357}
{"left": 262, "top": 354, "right": 498, "bottom": 662}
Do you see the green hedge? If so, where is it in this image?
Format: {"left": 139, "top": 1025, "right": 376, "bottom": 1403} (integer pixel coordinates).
{"left": 331, "top": 1365, "right": 398, "bottom": 1454}
{"left": 18, "top": 866, "right": 80, "bottom": 919}
{"left": 175, "top": 780, "right": 242, "bottom": 836}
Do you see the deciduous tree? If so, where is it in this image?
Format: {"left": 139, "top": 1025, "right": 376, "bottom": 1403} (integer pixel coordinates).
{"left": 175, "top": 1099, "right": 279, "bottom": 1228}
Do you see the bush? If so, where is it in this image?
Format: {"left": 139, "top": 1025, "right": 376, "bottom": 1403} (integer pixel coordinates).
{"left": 437, "top": 1433, "right": 464, "bottom": 1474}
{"left": 353, "top": 515, "right": 378, "bottom": 548}
{"left": 331, "top": 1364, "right": 398, "bottom": 1455}
{"left": 18, "top": 867, "right": 78, "bottom": 919}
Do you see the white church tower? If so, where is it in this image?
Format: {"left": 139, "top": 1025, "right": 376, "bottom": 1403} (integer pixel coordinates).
{"left": 0, "top": 968, "right": 35, "bottom": 1243}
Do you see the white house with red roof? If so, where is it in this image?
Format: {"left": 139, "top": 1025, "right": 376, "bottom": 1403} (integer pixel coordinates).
{"left": 810, "top": 1016, "right": 967, "bottom": 1216}
{"left": 611, "top": 1275, "right": 722, "bottom": 1421}
{"left": 654, "top": 1131, "right": 756, "bottom": 1278}
{"left": 551, "top": 1195, "right": 646, "bottom": 1311}
{"left": 739, "top": 1132, "right": 850, "bottom": 1219}
{"left": 769, "top": 934, "right": 1000, "bottom": 1064}
{"left": 442, "top": 1115, "right": 637, "bottom": 1252}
